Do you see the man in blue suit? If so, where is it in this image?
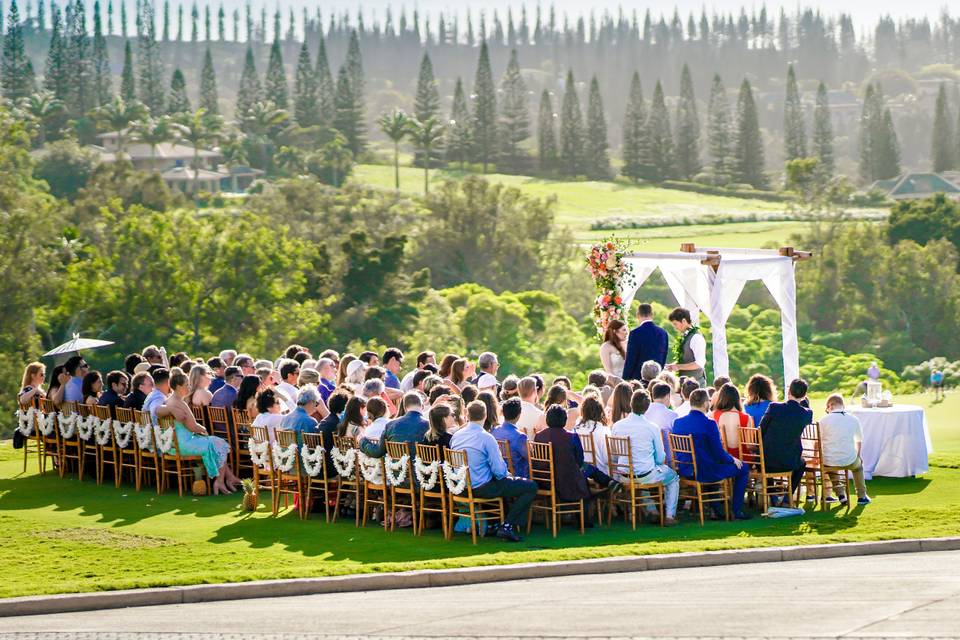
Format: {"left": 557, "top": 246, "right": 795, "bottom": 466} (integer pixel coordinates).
{"left": 623, "top": 303, "right": 669, "bottom": 381}
{"left": 672, "top": 389, "right": 751, "bottom": 520}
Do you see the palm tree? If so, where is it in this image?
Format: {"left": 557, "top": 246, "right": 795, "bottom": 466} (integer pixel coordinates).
{"left": 130, "top": 115, "right": 175, "bottom": 169}
{"left": 407, "top": 116, "right": 446, "bottom": 195}
{"left": 378, "top": 108, "right": 410, "bottom": 190}
{"left": 240, "top": 101, "right": 289, "bottom": 172}
{"left": 17, "top": 91, "right": 65, "bottom": 146}
{"left": 93, "top": 95, "right": 148, "bottom": 157}
{"left": 171, "top": 108, "right": 225, "bottom": 194}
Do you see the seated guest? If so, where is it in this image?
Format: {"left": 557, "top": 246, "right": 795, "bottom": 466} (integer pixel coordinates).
{"left": 62, "top": 355, "right": 88, "bottom": 404}
{"left": 233, "top": 354, "right": 255, "bottom": 376}
{"left": 82, "top": 371, "right": 103, "bottom": 406}
{"left": 460, "top": 385, "right": 478, "bottom": 404}
{"left": 400, "top": 350, "right": 437, "bottom": 392}
{"left": 410, "top": 369, "right": 433, "bottom": 395}
{"left": 124, "top": 353, "right": 145, "bottom": 377}
{"left": 674, "top": 379, "right": 700, "bottom": 418}
{"left": 574, "top": 395, "right": 611, "bottom": 476}
{"left": 609, "top": 381, "right": 633, "bottom": 424}
{"left": 143, "top": 367, "right": 170, "bottom": 424}
{"left": 611, "top": 389, "right": 680, "bottom": 525}
{"left": 543, "top": 384, "right": 579, "bottom": 428}
{"left": 713, "top": 376, "right": 731, "bottom": 391}
{"left": 759, "top": 378, "right": 814, "bottom": 498}
{"left": 425, "top": 402, "right": 454, "bottom": 449}
{"left": 315, "top": 358, "right": 338, "bottom": 403}
{"left": 18, "top": 362, "right": 47, "bottom": 407}
{"left": 449, "top": 401, "right": 538, "bottom": 542}
{"left": 207, "top": 357, "right": 226, "bottom": 395}
{"left": 141, "top": 345, "right": 165, "bottom": 366}
{"left": 476, "top": 351, "right": 500, "bottom": 384}
{"left": 382, "top": 348, "right": 404, "bottom": 390}
{"left": 360, "top": 392, "right": 429, "bottom": 459}
{"left": 296, "top": 368, "right": 330, "bottom": 419}
{"left": 819, "top": 394, "right": 871, "bottom": 505}
{"left": 278, "top": 385, "right": 321, "bottom": 444}
{"left": 252, "top": 388, "right": 286, "bottom": 443}
{"left": 477, "top": 391, "right": 500, "bottom": 432}
{"left": 516, "top": 376, "right": 545, "bottom": 438}
{"left": 276, "top": 359, "right": 301, "bottom": 413}
{"left": 586, "top": 370, "right": 614, "bottom": 406}
{"left": 337, "top": 396, "right": 368, "bottom": 439}
{"left": 156, "top": 368, "right": 240, "bottom": 495}
{"left": 499, "top": 375, "right": 520, "bottom": 401}
{"left": 645, "top": 382, "right": 678, "bottom": 461}
{"left": 317, "top": 390, "right": 351, "bottom": 472}
{"left": 744, "top": 373, "right": 776, "bottom": 426}
{"left": 362, "top": 397, "right": 390, "bottom": 441}
{"left": 640, "top": 360, "right": 662, "bottom": 385}
{"left": 657, "top": 371, "right": 683, "bottom": 409}
{"left": 210, "top": 366, "right": 243, "bottom": 408}
{"left": 124, "top": 372, "right": 154, "bottom": 411}
{"left": 448, "top": 358, "right": 475, "bottom": 391}
{"left": 234, "top": 375, "right": 261, "bottom": 417}
{"left": 98, "top": 370, "right": 129, "bottom": 415}
{"left": 713, "top": 383, "right": 755, "bottom": 458}
{"left": 359, "top": 351, "right": 379, "bottom": 367}
{"left": 536, "top": 406, "right": 613, "bottom": 500}
{"left": 187, "top": 365, "right": 213, "bottom": 407}
{"left": 344, "top": 359, "right": 367, "bottom": 388}
{"left": 218, "top": 349, "right": 237, "bottom": 367}
{"left": 672, "top": 389, "right": 751, "bottom": 519}
{"left": 492, "top": 398, "right": 530, "bottom": 478}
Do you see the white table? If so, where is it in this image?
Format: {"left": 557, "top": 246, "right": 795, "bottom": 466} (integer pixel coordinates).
{"left": 845, "top": 404, "right": 933, "bottom": 479}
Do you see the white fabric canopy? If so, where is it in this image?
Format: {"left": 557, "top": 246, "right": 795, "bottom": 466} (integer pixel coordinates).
{"left": 620, "top": 250, "right": 800, "bottom": 392}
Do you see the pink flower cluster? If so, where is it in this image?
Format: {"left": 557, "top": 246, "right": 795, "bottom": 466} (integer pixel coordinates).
{"left": 586, "top": 240, "right": 633, "bottom": 337}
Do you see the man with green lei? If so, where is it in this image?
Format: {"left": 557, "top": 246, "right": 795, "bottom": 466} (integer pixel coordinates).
{"left": 665, "top": 307, "right": 707, "bottom": 387}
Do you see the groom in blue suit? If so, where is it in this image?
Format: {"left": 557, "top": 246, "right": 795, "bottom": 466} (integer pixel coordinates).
{"left": 623, "top": 303, "right": 669, "bottom": 381}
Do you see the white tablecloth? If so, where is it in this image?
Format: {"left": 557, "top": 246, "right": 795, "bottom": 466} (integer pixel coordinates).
{"left": 846, "top": 405, "right": 933, "bottom": 479}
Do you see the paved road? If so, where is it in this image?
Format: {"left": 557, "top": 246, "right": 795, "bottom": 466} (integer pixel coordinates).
{"left": 3, "top": 551, "right": 960, "bottom": 638}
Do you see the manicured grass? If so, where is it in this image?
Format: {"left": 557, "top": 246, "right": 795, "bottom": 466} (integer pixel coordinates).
{"left": 1, "top": 391, "right": 956, "bottom": 599}
{"left": 351, "top": 164, "right": 787, "bottom": 232}
{"left": 576, "top": 221, "right": 809, "bottom": 251}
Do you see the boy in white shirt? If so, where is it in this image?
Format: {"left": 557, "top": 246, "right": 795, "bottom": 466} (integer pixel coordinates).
{"left": 819, "top": 394, "right": 871, "bottom": 505}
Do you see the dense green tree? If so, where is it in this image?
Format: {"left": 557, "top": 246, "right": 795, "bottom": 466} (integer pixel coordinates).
{"left": 292, "top": 41, "right": 317, "bottom": 127}
{"left": 65, "top": 0, "right": 91, "bottom": 115}
{"left": 2, "top": 0, "right": 33, "bottom": 101}
{"left": 471, "top": 42, "right": 497, "bottom": 172}
{"left": 167, "top": 68, "right": 190, "bottom": 115}
{"left": 537, "top": 88, "right": 558, "bottom": 172}
{"left": 377, "top": 108, "right": 409, "bottom": 190}
{"left": 199, "top": 46, "right": 218, "bottom": 114}
{"left": 120, "top": 39, "right": 136, "bottom": 102}
{"left": 315, "top": 35, "right": 334, "bottom": 128}
{"left": 783, "top": 64, "right": 807, "bottom": 161}
{"left": 645, "top": 80, "right": 674, "bottom": 181}
{"left": 413, "top": 51, "right": 440, "bottom": 123}
{"left": 161, "top": 0, "right": 168, "bottom": 40}
{"left": 407, "top": 115, "right": 445, "bottom": 194}
{"left": 876, "top": 107, "right": 901, "bottom": 180}
{"left": 584, "top": 76, "right": 610, "bottom": 179}
{"left": 264, "top": 38, "right": 288, "bottom": 110}
{"left": 333, "top": 64, "right": 364, "bottom": 156}
{"left": 707, "top": 73, "right": 731, "bottom": 179}
{"left": 499, "top": 48, "right": 530, "bottom": 172}
{"left": 621, "top": 72, "right": 646, "bottom": 180}
{"left": 674, "top": 64, "right": 701, "bottom": 179}
{"left": 189, "top": 0, "right": 197, "bottom": 41}
{"left": 17, "top": 90, "right": 65, "bottom": 145}
{"left": 559, "top": 70, "right": 584, "bottom": 176}
{"left": 344, "top": 29, "right": 364, "bottom": 127}
{"left": 91, "top": 0, "right": 111, "bottom": 107}
{"left": 812, "top": 81, "right": 834, "bottom": 180}
{"left": 732, "top": 78, "right": 766, "bottom": 188}
{"left": 932, "top": 83, "right": 955, "bottom": 172}
{"left": 32, "top": 139, "right": 99, "bottom": 199}
{"left": 235, "top": 45, "right": 261, "bottom": 120}
{"left": 44, "top": 2, "right": 70, "bottom": 102}
{"left": 137, "top": 0, "right": 164, "bottom": 114}
{"left": 446, "top": 77, "right": 471, "bottom": 170}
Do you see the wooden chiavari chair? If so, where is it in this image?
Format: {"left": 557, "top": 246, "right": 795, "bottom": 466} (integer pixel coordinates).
{"left": 302, "top": 432, "right": 336, "bottom": 522}
{"left": 76, "top": 403, "right": 101, "bottom": 483}
{"left": 801, "top": 422, "right": 823, "bottom": 505}
{"left": 231, "top": 408, "right": 254, "bottom": 478}
{"left": 526, "top": 441, "right": 585, "bottom": 537}
{"left": 495, "top": 439, "right": 515, "bottom": 476}
{"left": 669, "top": 433, "right": 730, "bottom": 525}
{"left": 134, "top": 409, "right": 162, "bottom": 493}
{"left": 807, "top": 422, "right": 854, "bottom": 511}
{"left": 415, "top": 444, "right": 448, "bottom": 538}
{"left": 205, "top": 405, "right": 234, "bottom": 473}
{"left": 248, "top": 425, "right": 275, "bottom": 513}
{"left": 58, "top": 401, "right": 83, "bottom": 479}
{"left": 578, "top": 431, "right": 608, "bottom": 527}
{"left": 385, "top": 441, "right": 417, "bottom": 534}
{"left": 114, "top": 407, "right": 139, "bottom": 487}
{"left": 157, "top": 415, "right": 209, "bottom": 497}
{"left": 443, "top": 448, "right": 504, "bottom": 544}
{"left": 605, "top": 435, "right": 665, "bottom": 528}
{"left": 331, "top": 435, "right": 362, "bottom": 527}
{"left": 91, "top": 405, "right": 119, "bottom": 487}
{"left": 359, "top": 442, "right": 390, "bottom": 529}
{"left": 191, "top": 404, "right": 208, "bottom": 427}
{"left": 16, "top": 401, "right": 42, "bottom": 474}
{"left": 38, "top": 398, "right": 61, "bottom": 475}
{"left": 274, "top": 429, "right": 305, "bottom": 518}
{"left": 738, "top": 426, "right": 793, "bottom": 511}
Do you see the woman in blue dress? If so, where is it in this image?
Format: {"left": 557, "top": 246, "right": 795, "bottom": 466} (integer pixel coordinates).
{"left": 157, "top": 368, "right": 240, "bottom": 494}
{"left": 744, "top": 373, "right": 776, "bottom": 427}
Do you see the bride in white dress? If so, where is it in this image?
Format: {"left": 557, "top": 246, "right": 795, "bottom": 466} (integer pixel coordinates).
{"left": 599, "top": 319, "right": 628, "bottom": 380}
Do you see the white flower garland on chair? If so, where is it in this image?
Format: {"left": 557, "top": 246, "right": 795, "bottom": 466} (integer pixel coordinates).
{"left": 442, "top": 462, "right": 469, "bottom": 495}
{"left": 154, "top": 425, "right": 175, "bottom": 454}
{"left": 58, "top": 413, "right": 77, "bottom": 439}
{"left": 134, "top": 423, "right": 154, "bottom": 451}
{"left": 247, "top": 439, "right": 270, "bottom": 467}
{"left": 15, "top": 407, "right": 36, "bottom": 436}
{"left": 414, "top": 458, "right": 439, "bottom": 491}
{"left": 113, "top": 421, "right": 135, "bottom": 449}
{"left": 357, "top": 451, "right": 384, "bottom": 485}
{"left": 77, "top": 415, "right": 95, "bottom": 441}
{"left": 385, "top": 454, "right": 409, "bottom": 486}
{"left": 38, "top": 411, "right": 57, "bottom": 437}
{"left": 94, "top": 418, "right": 114, "bottom": 445}
{"left": 300, "top": 443, "right": 325, "bottom": 477}
{"left": 272, "top": 442, "right": 298, "bottom": 473}
{"left": 330, "top": 446, "right": 356, "bottom": 478}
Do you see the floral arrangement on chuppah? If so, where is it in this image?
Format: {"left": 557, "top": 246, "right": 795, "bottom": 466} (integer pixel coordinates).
{"left": 585, "top": 238, "right": 634, "bottom": 336}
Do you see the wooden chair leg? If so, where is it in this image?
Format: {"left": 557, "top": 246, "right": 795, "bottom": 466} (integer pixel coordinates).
{"left": 468, "top": 502, "right": 477, "bottom": 545}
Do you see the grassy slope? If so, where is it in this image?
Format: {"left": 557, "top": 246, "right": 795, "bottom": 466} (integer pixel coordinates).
{"left": 1, "top": 392, "right": 958, "bottom": 599}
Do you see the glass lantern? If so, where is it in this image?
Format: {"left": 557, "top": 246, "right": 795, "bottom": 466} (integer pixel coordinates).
{"left": 866, "top": 380, "right": 882, "bottom": 407}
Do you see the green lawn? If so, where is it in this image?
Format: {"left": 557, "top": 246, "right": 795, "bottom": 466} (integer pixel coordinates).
{"left": 1, "top": 391, "right": 957, "bottom": 599}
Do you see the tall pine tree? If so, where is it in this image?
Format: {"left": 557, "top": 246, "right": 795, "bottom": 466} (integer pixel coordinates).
{"left": 858, "top": 84, "right": 900, "bottom": 182}
{"left": 264, "top": 38, "right": 288, "bottom": 110}
{"left": 876, "top": 107, "right": 901, "bottom": 180}
{"left": 66, "top": 0, "right": 91, "bottom": 116}
{"left": 167, "top": 67, "right": 190, "bottom": 114}
{"left": 293, "top": 40, "right": 318, "bottom": 127}
{"left": 812, "top": 81, "right": 834, "bottom": 180}
{"left": 120, "top": 39, "right": 135, "bottom": 102}
{"left": 334, "top": 63, "right": 365, "bottom": 155}
{"left": 645, "top": 80, "right": 674, "bottom": 181}
{"left": 559, "top": 70, "right": 585, "bottom": 176}
{"left": 732, "top": 78, "right": 766, "bottom": 188}
{"left": 498, "top": 48, "right": 530, "bottom": 172}
{"left": 584, "top": 75, "right": 610, "bottom": 178}
{"left": 471, "top": 41, "right": 497, "bottom": 172}
{"left": 2, "top": 0, "right": 33, "bottom": 101}
{"left": 44, "top": 3, "right": 70, "bottom": 101}
{"left": 315, "top": 35, "right": 334, "bottom": 128}
{"left": 707, "top": 73, "right": 731, "bottom": 180}
{"left": 931, "top": 83, "right": 955, "bottom": 172}
{"left": 235, "top": 45, "right": 261, "bottom": 119}
{"left": 783, "top": 64, "right": 807, "bottom": 161}
{"left": 414, "top": 51, "right": 441, "bottom": 167}
{"left": 137, "top": 0, "right": 164, "bottom": 114}
{"left": 537, "top": 88, "right": 558, "bottom": 172}
{"left": 621, "top": 71, "right": 646, "bottom": 180}
{"left": 199, "top": 46, "right": 218, "bottom": 114}
{"left": 91, "top": 0, "right": 111, "bottom": 107}
{"left": 446, "top": 76, "right": 471, "bottom": 169}
{"left": 674, "top": 63, "right": 701, "bottom": 179}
